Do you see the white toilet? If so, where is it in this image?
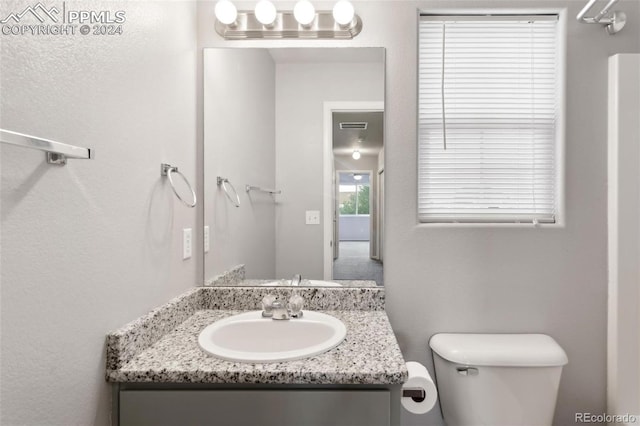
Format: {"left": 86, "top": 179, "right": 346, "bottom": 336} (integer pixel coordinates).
{"left": 429, "top": 333, "right": 568, "bottom": 426}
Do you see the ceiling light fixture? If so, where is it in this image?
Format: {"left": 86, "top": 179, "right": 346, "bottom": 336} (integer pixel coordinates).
{"left": 353, "top": 174, "right": 362, "bottom": 181}
{"left": 255, "top": 0, "right": 277, "bottom": 26}
{"left": 214, "top": 0, "right": 238, "bottom": 26}
{"left": 352, "top": 150, "right": 361, "bottom": 160}
{"left": 214, "top": 1, "right": 362, "bottom": 39}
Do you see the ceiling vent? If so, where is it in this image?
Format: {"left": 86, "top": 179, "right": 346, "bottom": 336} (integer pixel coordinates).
{"left": 339, "top": 122, "right": 368, "bottom": 130}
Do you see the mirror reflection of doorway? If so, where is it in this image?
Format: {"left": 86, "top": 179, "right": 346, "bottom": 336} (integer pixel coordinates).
{"left": 331, "top": 111, "right": 383, "bottom": 285}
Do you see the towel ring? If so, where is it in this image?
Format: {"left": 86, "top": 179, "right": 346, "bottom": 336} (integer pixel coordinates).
{"left": 217, "top": 176, "right": 241, "bottom": 208}
{"left": 161, "top": 163, "right": 197, "bottom": 208}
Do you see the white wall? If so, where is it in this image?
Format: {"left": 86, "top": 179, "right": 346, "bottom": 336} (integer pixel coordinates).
{"left": 198, "top": 1, "right": 640, "bottom": 425}
{"left": 204, "top": 49, "right": 276, "bottom": 280}
{"left": 607, "top": 53, "right": 640, "bottom": 420}
{"left": 339, "top": 216, "right": 371, "bottom": 241}
{"left": 0, "top": 1, "right": 198, "bottom": 425}
{"left": 274, "top": 62, "right": 384, "bottom": 279}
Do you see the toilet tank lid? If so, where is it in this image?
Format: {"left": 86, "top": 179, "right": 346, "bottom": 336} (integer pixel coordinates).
{"left": 429, "top": 333, "right": 568, "bottom": 367}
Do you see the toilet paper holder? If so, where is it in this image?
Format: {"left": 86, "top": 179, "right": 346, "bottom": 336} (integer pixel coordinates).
{"left": 402, "top": 387, "right": 426, "bottom": 402}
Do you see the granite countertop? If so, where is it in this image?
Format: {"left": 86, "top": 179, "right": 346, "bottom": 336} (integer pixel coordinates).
{"left": 106, "top": 286, "right": 406, "bottom": 386}
{"left": 108, "top": 309, "right": 406, "bottom": 385}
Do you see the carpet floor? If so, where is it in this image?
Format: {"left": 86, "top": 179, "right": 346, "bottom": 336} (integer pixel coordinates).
{"left": 333, "top": 241, "right": 383, "bottom": 286}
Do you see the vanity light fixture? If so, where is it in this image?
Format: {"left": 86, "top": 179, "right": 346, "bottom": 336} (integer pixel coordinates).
{"left": 352, "top": 149, "right": 361, "bottom": 160}
{"left": 214, "top": 0, "right": 362, "bottom": 39}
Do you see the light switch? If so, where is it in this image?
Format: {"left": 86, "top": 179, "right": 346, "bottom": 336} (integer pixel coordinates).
{"left": 183, "top": 228, "right": 192, "bottom": 260}
{"left": 204, "top": 226, "right": 210, "bottom": 253}
{"left": 306, "top": 210, "right": 320, "bottom": 225}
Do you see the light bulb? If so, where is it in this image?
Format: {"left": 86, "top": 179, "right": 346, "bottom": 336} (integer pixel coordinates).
{"left": 294, "top": 0, "right": 315, "bottom": 26}
{"left": 352, "top": 150, "right": 361, "bottom": 160}
{"left": 353, "top": 174, "right": 362, "bottom": 181}
{"left": 332, "top": 0, "right": 355, "bottom": 26}
{"left": 215, "top": 0, "right": 237, "bottom": 25}
{"left": 255, "top": 0, "right": 277, "bottom": 26}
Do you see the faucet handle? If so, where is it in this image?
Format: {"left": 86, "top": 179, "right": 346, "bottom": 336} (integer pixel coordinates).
{"left": 261, "top": 294, "right": 277, "bottom": 317}
{"left": 288, "top": 294, "right": 304, "bottom": 318}
{"left": 271, "top": 300, "right": 290, "bottom": 320}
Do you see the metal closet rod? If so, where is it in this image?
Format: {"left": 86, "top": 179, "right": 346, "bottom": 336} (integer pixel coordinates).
{"left": 0, "top": 129, "right": 93, "bottom": 165}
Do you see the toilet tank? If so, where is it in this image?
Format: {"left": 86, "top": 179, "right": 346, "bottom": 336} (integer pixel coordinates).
{"left": 429, "top": 334, "right": 568, "bottom": 426}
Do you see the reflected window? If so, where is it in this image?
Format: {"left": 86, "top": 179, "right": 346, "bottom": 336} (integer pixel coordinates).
{"left": 339, "top": 180, "right": 370, "bottom": 215}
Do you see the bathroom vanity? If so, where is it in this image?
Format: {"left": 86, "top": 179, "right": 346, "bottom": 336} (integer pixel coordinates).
{"left": 106, "top": 286, "right": 406, "bottom": 426}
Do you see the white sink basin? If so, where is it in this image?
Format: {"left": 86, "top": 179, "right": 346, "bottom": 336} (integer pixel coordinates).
{"left": 260, "top": 280, "right": 342, "bottom": 287}
{"left": 198, "top": 311, "right": 347, "bottom": 363}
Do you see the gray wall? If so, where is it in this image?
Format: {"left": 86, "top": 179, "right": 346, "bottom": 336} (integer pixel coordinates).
{"left": 204, "top": 49, "right": 276, "bottom": 280}
{"left": 198, "top": 1, "right": 640, "bottom": 425}
{"left": 274, "top": 61, "right": 384, "bottom": 279}
{"left": 0, "top": 1, "right": 198, "bottom": 425}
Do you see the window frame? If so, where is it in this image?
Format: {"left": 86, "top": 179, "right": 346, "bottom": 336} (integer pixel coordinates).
{"left": 416, "top": 9, "right": 567, "bottom": 228}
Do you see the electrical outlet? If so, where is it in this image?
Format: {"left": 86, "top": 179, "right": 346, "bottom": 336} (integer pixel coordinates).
{"left": 305, "top": 210, "right": 320, "bottom": 225}
{"left": 183, "top": 228, "right": 192, "bottom": 260}
{"left": 204, "top": 226, "right": 210, "bottom": 253}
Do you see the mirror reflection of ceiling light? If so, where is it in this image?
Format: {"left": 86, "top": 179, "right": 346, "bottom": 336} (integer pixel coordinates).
{"left": 214, "top": 1, "right": 362, "bottom": 39}
{"left": 214, "top": 0, "right": 238, "bottom": 25}
{"left": 332, "top": 0, "right": 355, "bottom": 26}
{"left": 294, "top": 0, "right": 316, "bottom": 26}
{"left": 353, "top": 174, "right": 363, "bottom": 181}
{"left": 255, "top": 0, "right": 277, "bottom": 26}
{"left": 352, "top": 150, "right": 361, "bottom": 160}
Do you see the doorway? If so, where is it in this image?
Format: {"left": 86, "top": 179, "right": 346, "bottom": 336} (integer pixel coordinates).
{"left": 323, "top": 105, "right": 384, "bottom": 285}
{"left": 332, "top": 170, "right": 382, "bottom": 284}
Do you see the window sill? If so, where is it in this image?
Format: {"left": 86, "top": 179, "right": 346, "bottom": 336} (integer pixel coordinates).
{"left": 415, "top": 222, "right": 565, "bottom": 229}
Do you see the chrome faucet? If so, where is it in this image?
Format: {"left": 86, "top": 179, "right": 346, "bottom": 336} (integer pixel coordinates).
{"left": 290, "top": 274, "right": 302, "bottom": 286}
{"left": 261, "top": 294, "right": 305, "bottom": 320}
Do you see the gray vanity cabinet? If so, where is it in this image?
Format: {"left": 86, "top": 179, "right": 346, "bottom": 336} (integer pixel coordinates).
{"left": 118, "top": 387, "right": 394, "bottom": 426}
{"left": 107, "top": 291, "right": 406, "bottom": 425}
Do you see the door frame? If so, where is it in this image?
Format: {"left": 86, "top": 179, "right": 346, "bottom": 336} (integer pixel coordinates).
{"left": 376, "top": 168, "right": 384, "bottom": 262}
{"left": 322, "top": 101, "right": 384, "bottom": 280}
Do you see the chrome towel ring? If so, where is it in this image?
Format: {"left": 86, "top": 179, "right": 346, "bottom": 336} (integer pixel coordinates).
{"left": 217, "top": 176, "right": 241, "bottom": 208}
{"left": 161, "top": 163, "right": 197, "bottom": 208}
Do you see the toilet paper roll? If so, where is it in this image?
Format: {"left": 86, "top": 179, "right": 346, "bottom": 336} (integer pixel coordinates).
{"left": 401, "top": 361, "right": 438, "bottom": 414}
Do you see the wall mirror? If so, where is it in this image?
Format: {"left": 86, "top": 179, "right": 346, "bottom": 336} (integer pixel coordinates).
{"left": 204, "top": 47, "right": 385, "bottom": 287}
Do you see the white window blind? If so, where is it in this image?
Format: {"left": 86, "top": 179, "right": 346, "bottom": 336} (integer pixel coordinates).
{"left": 418, "top": 15, "right": 560, "bottom": 223}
